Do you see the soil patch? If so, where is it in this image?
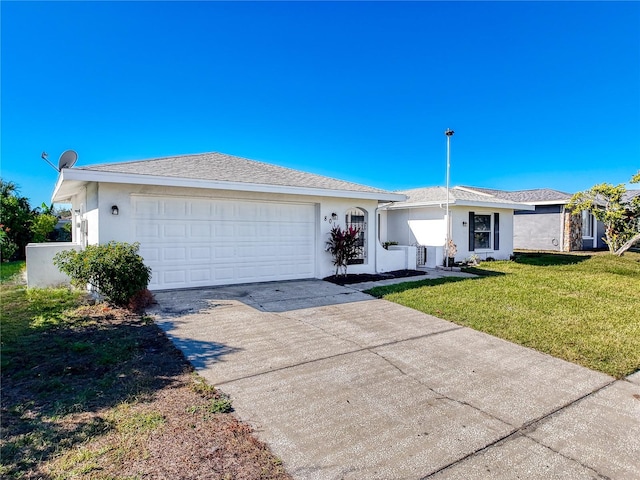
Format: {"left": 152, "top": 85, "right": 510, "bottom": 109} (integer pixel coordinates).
{"left": 324, "top": 269, "right": 427, "bottom": 286}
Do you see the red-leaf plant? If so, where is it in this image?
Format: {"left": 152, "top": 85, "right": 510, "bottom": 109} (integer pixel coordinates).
{"left": 325, "top": 225, "right": 361, "bottom": 277}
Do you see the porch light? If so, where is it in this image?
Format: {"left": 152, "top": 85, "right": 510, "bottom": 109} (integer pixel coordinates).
{"left": 111, "top": 205, "right": 119, "bottom": 216}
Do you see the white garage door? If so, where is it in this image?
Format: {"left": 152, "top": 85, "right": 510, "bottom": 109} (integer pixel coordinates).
{"left": 132, "top": 195, "right": 317, "bottom": 290}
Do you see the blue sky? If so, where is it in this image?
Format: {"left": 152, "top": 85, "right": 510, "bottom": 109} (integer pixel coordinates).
{"left": 2, "top": 1, "right": 639, "bottom": 208}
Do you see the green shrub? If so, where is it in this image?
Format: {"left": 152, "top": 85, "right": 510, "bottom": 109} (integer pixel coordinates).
{"left": 53, "top": 242, "right": 152, "bottom": 307}
{"left": 1, "top": 229, "right": 19, "bottom": 262}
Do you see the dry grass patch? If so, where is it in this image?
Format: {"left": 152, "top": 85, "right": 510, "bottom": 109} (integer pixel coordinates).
{"left": 1, "top": 282, "right": 291, "bottom": 479}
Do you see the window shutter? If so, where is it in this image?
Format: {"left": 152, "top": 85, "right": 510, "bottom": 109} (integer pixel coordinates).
{"left": 469, "top": 211, "right": 475, "bottom": 251}
{"left": 494, "top": 213, "right": 500, "bottom": 250}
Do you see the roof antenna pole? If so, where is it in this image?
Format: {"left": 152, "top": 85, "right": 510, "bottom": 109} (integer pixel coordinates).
{"left": 444, "top": 129, "right": 454, "bottom": 269}
{"left": 41, "top": 152, "right": 59, "bottom": 172}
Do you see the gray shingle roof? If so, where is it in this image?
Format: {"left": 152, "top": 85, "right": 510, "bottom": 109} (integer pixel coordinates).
{"left": 77, "top": 151, "right": 389, "bottom": 195}
{"left": 623, "top": 189, "right": 640, "bottom": 203}
{"left": 390, "top": 186, "right": 529, "bottom": 207}
{"left": 460, "top": 186, "right": 573, "bottom": 203}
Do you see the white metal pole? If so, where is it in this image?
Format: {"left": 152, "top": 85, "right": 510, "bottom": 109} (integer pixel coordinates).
{"left": 445, "top": 128, "right": 454, "bottom": 268}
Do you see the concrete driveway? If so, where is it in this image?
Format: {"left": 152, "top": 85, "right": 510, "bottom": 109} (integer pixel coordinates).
{"left": 149, "top": 279, "right": 640, "bottom": 480}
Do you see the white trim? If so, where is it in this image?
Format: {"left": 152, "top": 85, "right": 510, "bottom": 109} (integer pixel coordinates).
{"left": 52, "top": 168, "right": 406, "bottom": 203}
{"left": 381, "top": 199, "right": 534, "bottom": 211}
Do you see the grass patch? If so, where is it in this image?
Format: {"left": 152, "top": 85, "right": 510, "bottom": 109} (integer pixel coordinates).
{"left": 0, "top": 260, "right": 25, "bottom": 282}
{"left": 366, "top": 252, "right": 640, "bottom": 378}
{"left": 1, "top": 280, "right": 292, "bottom": 479}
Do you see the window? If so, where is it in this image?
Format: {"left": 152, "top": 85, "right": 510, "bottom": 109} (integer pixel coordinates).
{"left": 468, "top": 212, "right": 499, "bottom": 251}
{"left": 582, "top": 210, "right": 593, "bottom": 237}
{"left": 474, "top": 214, "right": 492, "bottom": 249}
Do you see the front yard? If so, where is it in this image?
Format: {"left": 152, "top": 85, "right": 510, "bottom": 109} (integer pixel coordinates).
{"left": 0, "top": 265, "right": 290, "bottom": 479}
{"left": 366, "top": 252, "right": 640, "bottom": 378}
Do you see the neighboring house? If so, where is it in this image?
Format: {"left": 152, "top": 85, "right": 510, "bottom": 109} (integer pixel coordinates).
{"left": 379, "top": 186, "right": 534, "bottom": 267}
{"left": 460, "top": 187, "right": 606, "bottom": 252}
{"left": 41, "top": 152, "right": 409, "bottom": 290}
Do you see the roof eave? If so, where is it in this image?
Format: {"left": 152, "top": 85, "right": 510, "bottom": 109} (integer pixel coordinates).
{"left": 51, "top": 170, "right": 82, "bottom": 203}
{"left": 53, "top": 169, "right": 406, "bottom": 202}
{"left": 520, "top": 199, "right": 570, "bottom": 206}
{"left": 382, "top": 199, "right": 535, "bottom": 211}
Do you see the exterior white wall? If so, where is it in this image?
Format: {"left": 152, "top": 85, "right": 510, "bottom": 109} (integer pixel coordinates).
{"left": 451, "top": 207, "right": 514, "bottom": 261}
{"left": 376, "top": 244, "right": 417, "bottom": 272}
{"left": 26, "top": 242, "right": 82, "bottom": 288}
{"left": 386, "top": 207, "right": 446, "bottom": 246}
{"left": 386, "top": 205, "right": 515, "bottom": 265}
{"left": 73, "top": 182, "right": 384, "bottom": 281}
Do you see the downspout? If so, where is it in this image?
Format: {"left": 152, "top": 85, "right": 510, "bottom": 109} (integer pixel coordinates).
{"left": 375, "top": 206, "right": 381, "bottom": 273}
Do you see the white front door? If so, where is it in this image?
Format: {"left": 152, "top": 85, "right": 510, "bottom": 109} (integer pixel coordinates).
{"left": 132, "top": 195, "right": 316, "bottom": 290}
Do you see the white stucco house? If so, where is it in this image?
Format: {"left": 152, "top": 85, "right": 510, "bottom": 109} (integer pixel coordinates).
{"left": 32, "top": 152, "right": 413, "bottom": 290}
{"left": 379, "top": 186, "right": 534, "bottom": 267}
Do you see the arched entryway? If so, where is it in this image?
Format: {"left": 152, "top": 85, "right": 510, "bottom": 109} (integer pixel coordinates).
{"left": 345, "top": 207, "right": 367, "bottom": 264}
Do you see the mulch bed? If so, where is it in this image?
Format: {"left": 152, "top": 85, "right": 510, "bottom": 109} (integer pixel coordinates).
{"left": 323, "top": 269, "right": 427, "bottom": 286}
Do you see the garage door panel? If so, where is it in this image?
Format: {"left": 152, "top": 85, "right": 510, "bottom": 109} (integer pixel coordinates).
{"left": 237, "top": 225, "right": 257, "bottom": 237}
{"left": 215, "top": 224, "right": 235, "bottom": 237}
{"left": 139, "top": 246, "right": 160, "bottom": 262}
{"left": 190, "top": 224, "right": 211, "bottom": 237}
{"left": 164, "top": 247, "right": 186, "bottom": 261}
{"left": 163, "top": 224, "right": 187, "bottom": 238}
{"left": 189, "top": 201, "right": 211, "bottom": 218}
{"left": 214, "top": 267, "right": 235, "bottom": 280}
{"left": 164, "top": 201, "right": 187, "bottom": 217}
{"left": 163, "top": 270, "right": 187, "bottom": 285}
{"left": 190, "top": 247, "right": 211, "bottom": 261}
{"left": 211, "top": 203, "right": 235, "bottom": 220}
{"left": 133, "top": 196, "right": 316, "bottom": 289}
{"left": 189, "top": 268, "right": 211, "bottom": 282}
{"left": 136, "top": 224, "right": 159, "bottom": 239}
{"left": 136, "top": 200, "right": 160, "bottom": 216}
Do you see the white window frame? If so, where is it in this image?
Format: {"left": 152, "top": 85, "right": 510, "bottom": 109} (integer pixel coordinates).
{"left": 473, "top": 212, "right": 493, "bottom": 251}
{"left": 581, "top": 210, "right": 594, "bottom": 239}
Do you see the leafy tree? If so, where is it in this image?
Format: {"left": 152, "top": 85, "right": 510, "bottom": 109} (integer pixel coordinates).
{"left": 31, "top": 214, "right": 58, "bottom": 242}
{"left": 54, "top": 241, "right": 152, "bottom": 307}
{"left": 0, "top": 179, "right": 33, "bottom": 260}
{"left": 30, "top": 203, "right": 58, "bottom": 242}
{"left": 325, "top": 225, "right": 361, "bottom": 276}
{"left": 568, "top": 171, "right": 640, "bottom": 255}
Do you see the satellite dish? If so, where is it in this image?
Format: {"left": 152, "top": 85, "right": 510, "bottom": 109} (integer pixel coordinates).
{"left": 58, "top": 150, "right": 78, "bottom": 169}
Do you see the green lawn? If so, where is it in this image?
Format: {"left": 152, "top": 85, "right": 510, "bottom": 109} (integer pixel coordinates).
{"left": 0, "top": 260, "right": 25, "bottom": 283}
{"left": 366, "top": 252, "right": 640, "bottom": 378}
